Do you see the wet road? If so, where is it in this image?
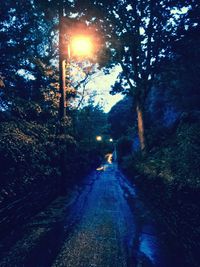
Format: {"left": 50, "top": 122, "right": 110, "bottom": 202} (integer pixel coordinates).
{"left": 51, "top": 162, "right": 172, "bottom": 267}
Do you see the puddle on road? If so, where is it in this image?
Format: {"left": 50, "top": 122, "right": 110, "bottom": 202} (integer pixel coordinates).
{"left": 139, "top": 233, "right": 159, "bottom": 264}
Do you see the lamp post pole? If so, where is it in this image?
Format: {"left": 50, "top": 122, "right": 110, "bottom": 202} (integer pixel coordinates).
{"left": 58, "top": 1, "right": 67, "bottom": 195}
{"left": 58, "top": 4, "right": 96, "bottom": 194}
{"left": 59, "top": 2, "right": 66, "bottom": 121}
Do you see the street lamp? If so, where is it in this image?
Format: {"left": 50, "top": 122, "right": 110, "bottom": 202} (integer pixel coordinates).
{"left": 58, "top": 3, "right": 98, "bottom": 195}
{"left": 96, "top": 136, "right": 102, "bottom": 141}
{"left": 59, "top": 34, "right": 94, "bottom": 123}
{"left": 71, "top": 35, "right": 94, "bottom": 58}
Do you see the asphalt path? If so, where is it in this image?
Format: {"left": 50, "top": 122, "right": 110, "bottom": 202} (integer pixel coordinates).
{"left": 0, "top": 160, "right": 175, "bottom": 267}
{"left": 51, "top": 162, "right": 173, "bottom": 267}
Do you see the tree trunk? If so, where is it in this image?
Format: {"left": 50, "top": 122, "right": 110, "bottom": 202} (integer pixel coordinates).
{"left": 136, "top": 101, "right": 146, "bottom": 151}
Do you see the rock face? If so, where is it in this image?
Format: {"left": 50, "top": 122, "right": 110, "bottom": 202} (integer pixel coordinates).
{"left": 108, "top": 97, "right": 135, "bottom": 139}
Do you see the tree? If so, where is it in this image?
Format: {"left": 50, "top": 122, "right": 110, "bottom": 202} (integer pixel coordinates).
{"left": 0, "top": 0, "right": 59, "bottom": 121}
{"left": 75, "top": 0, "right": 192, "bottom": 151}
{"left": 153, "top": 3, "right": 200, "bottom": 115}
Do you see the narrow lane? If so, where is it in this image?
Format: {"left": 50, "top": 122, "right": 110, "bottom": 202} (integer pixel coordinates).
{"left": 51, "top": 162, "right": 172, "bottom": 267}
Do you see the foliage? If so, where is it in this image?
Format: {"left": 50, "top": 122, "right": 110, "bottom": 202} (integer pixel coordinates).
{"left": 0, "top": 0, "right": 57, "bottom": 104}
{"left": 122, "top": 117, "right": 200, "bottom": 185}
{"left": 0, "top": 0, "right": 200, "bottom": 263}
{"left": 76, "top": 0, "right": 197, "bottom": 149}
{"left": 74, "top": 105, "right": 108, "bottom": 141}
{"left": 0, "top": 98, "right": 110, "bottom": 206}
{"left": 0, "top": 0, "right": 113, "bottom": 233}
{"left": 120, "top": 119, "right": 200, "bottom": 267}
{"left": 74, "top": 104, "right": 113, "bottom": 159}
{"left": 0, "top": 119, "right": 57, "bottom": 204}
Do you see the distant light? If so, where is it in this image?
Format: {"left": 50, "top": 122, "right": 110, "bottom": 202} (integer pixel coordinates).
{"left": 105, "top": 153, "right": 113, "bottom": 164}
{"left": 96, "top": 136, "right": 102, "bottom": 141}
{"left": 109, "top": 138, "right": 113, "bottom": 142}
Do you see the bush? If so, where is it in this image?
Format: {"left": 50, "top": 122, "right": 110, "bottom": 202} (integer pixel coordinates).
{"left": 120, "top": 120, "right": 200, "bottom": 267}
{"left": 0, "top": 120, "right": 59, "bottom": 204}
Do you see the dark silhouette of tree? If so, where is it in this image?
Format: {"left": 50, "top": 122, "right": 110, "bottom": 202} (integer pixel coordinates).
{"left": 75, "top": 0, "right": 194, "bottom": 151}
{"left": 0, "top": 0, "right": 59, "bottom": 120}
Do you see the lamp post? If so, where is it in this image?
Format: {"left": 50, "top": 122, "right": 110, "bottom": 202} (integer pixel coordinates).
{"left": 59, "top": 22, "right": 94, "bottom": 123}
{"left": 58, "top": 5, "right": 96, "bottom": 194}
{"left": 59, "top": 32, "right": 72, "bottom": 123}
{"left": 96, "top": 136, "right": 102, "bottom": 141}
{"left": 59, "top": 2, "right": 66, "bottom": 121}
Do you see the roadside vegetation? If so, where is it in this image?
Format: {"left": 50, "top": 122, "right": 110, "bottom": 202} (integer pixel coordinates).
{"left": 118, "top": 119, "right": 200, "bottom": 267}
{"left": 110, "top": 19, "right": 200, "bottom": 267}
{"left": 1, "top": 1, "right": 200, "bottom": 266}
{"left": 0, "top": 103, "right": 111, "bottom": 236}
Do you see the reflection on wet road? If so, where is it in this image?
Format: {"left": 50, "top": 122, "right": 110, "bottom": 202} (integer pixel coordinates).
{"left": 52, "top": 162, "right": 172, "bottom": 267}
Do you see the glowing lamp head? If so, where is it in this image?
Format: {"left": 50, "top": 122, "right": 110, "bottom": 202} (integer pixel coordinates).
{"left": 71, "top": 35, "right": 93, "bottom": 57}
{"left": 96, "top": 136, "right": 102, "bottom": 141}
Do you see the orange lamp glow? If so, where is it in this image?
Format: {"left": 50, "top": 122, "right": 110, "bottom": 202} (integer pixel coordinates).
{"left": 96, "top": 136, "right": 102, "bottom": 141}
{"left": 71, "top": 35, "right": 93, "bottom": 57}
